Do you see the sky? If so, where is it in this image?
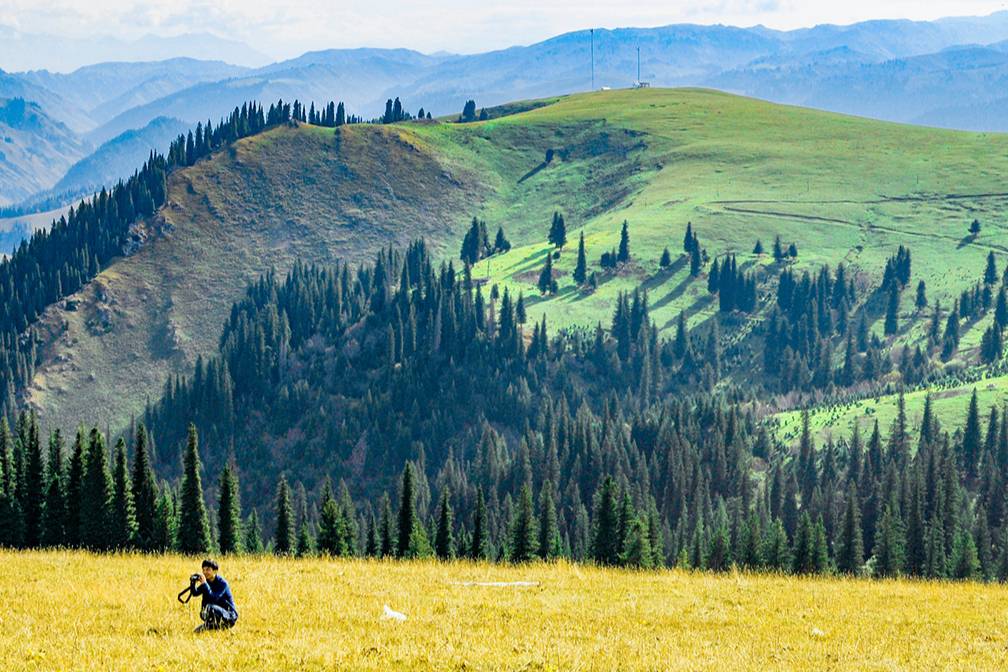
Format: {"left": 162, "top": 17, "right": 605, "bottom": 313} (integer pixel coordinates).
{"left": 2, "top": 0, "right": 1008, "bottom": 59}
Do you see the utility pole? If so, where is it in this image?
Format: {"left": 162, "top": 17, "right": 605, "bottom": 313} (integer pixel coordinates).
{"left": 590, "top": 29, "right": 595, "bottom": 91}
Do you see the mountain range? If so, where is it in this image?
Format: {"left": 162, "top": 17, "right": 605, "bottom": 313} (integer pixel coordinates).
{"left": 4, "top": 11, "right": 1008, "bottom": 230}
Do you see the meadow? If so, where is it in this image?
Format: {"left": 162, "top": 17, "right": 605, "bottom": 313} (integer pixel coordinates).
{"left": 3, "top": 550, "right": 1007, "bottom": 671}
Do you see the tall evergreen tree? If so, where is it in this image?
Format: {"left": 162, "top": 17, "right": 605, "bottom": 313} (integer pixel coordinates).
{"left": 573, "top": 232, "right": 588, "bottom": 285}
{"left": 434, "top": 488, "right": 455, "bottom": 560}
{"left": 177, "top": 424, "right": 212, "bottom": 554}
{"left": 243, "top": 509, "right": 264, "bottom": 554}
{"left": 41, "top": 430, "right": 66, "bottom": 547}
{"left": 509, "top": 483, "right": 537, "bottom": 563}
{"left": 537, "top": 483, "right": 560, "bottom": 560}
{"left": 130, "top": 423, "right": 158, "bottom": 550}
{"left": 274, "top": 474, "right": 295, "bottom": 555}
{"left": 397, "top": 463, "right": 418, "bottom": 558}
{"left": 591, "top": 476, "right": 620, "bottom": 566}
{"left": 617, "top": 220, "right": 630, "bottom": 263}
{"left": 470, "top": 487, "right": 488, "bottom": 561}
{"left": 217, "top": 463, "right": 242, "bottom": 554}
{"left": 837, "top": 484, "right": 864, "bottom": 575}
{"left": 111, "top": 438, "right": 137, "bottom": 549}
{"left": 80, "top": 428, "right": 113, "bottom": 550}
{"left": 22, "top": 414, "right": 44, "bottom": 548}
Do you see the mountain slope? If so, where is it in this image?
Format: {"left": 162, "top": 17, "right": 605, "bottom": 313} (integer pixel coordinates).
{"left": 0, "top": 98, "right": 89, "bottom": 205}
{"left": 21, "top": 88, "right": 1008, "bottom": 432}
{"left": 51, "top": 116, "right": 190, "bottom": 196}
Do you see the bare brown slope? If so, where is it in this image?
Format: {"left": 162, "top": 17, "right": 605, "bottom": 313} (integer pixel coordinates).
{"left": 25, "top": 123, "right": 483, "bottom": 432}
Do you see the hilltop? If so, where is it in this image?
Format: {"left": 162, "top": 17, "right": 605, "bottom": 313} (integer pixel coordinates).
{"left": 19, "top": 87, "right": 1008, "bottom": 433}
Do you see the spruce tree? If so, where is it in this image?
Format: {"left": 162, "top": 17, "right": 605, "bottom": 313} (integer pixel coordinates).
{"left": 434, "top": 488, "right": 454, "bottom": 560}
{"left": 470, "top": 488, "right": 488, "bottom": 561}
{"left": 951, "top": 528, "right": 980, "bottom": 580}
{"left": 659, "top": 247, "right": 671, "bottom": 268}
{"left": 509, "top": 483, "right": 537, "bottom": 563}
{"left": 317, "top": 478, "right": 344, "bottom": 556}
{"left": 537, "top": 253, "right": 555, "bottom": 295}
{"left": 80, "top": 428, "right": 113, "bottom": 550}
{"left": 41, "top": 430, "right": 66, "bottom": 547}
{"left": 64, "top": 429, "right": 85, "bottom": 548}
{"left": 621, "top": 515, "right": 653, "bottom": 569}
{"left": 397, "top": 463, "right": 418, "bottom": 558}
{"left": 617, "top": 220, "right": 630, "bottom": 263}
{"left": 152, "top": 484, "right": 178, "bottom": 552}
{"left": 217, "top": 463, "right": 242, "bottom": 554}
{"left": 379, "top": 493, "right": 395, "bottom": 558}
{"left": 873, "top": 504, "right": 905, "bottom": 577}
{"left": 537, "top": 483, "right": 560, "bottom": 560}
{"left": 22, "top": 413, "right": 44, "bottom": 548}
{"left": 130, "top": 423, "right": 158, "bottom": 550}
{"left": 591, "top": 476, "right": 620, "bottom": 565}
{"left": 837, "top": 484, "right": 864, "bottom": 575}
{"left": 573, "top": 232, "right": 588, "bottom": 285}
{"left": 244, "top": 509, "right": 265, "bottom": 554}
{"left": 274, "top": 475, "right": 295, "bottom": 555}
{"left": 111, "top": 438, "right": 137, "bottom": 550}
{"left": 177, "top": 424, "right": 212, "bottom": 554}
{"left": 884, "top": 282, "right": 900, "bottom": 336}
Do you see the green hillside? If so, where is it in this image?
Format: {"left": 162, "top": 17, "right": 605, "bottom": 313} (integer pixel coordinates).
{"left": 23, "top": 87, "right": 1008, "bottom": 432}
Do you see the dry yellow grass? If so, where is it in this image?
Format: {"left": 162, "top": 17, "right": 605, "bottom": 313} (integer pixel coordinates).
{"left": 2, "top": 551, "right": 1007, "bottom": 671}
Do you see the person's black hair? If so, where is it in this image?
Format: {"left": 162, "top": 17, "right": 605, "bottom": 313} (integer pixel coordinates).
{"left": 201, "top": 558, "right": 219, "bottom": 570}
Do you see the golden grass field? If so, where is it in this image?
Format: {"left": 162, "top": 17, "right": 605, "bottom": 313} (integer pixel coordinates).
{"left": 2, "top": 551, "right": 1007, "bottom": 670}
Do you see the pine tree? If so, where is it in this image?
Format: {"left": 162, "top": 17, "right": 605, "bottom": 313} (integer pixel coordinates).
{"left": 470, "top": 488, "right": 488, "bottom": 560}
{"left": 62, "top": 429, "right": 84, "bottom": 548}
{"left": 41, "top": 430, "right": 66, "bottom": 547}
{"left": 621, "top": 515, "right": 653, "bottom": 569}
{"left": 217, "top": 463, "right": 242, "bottom": 554}
{"left": 111, "top": 438, "right": 137, "bottom": 549}
{"left": 317, "top": 479, "right": 345, "bottom": 556}
{"left": 537, "top": 483, "right": 560, "bottom": 560}
{"left": 951, "top": 528, "right": 980, "bottom": 580}
{"left": 963, "top": 390, "right": 982, "bottom": 479}
{"left": 591, "top": 476, "right": 621, "bottom": 565}
{"left": 17, "top": 414, "right": 43, "bottom": 549}
{"left": 617, "top": 221, "right": 630, "bottom": 263}
{"left": 397, "top": 463, "right": 418, "bottom": 558}
{"left": 915, "top": 281, "right": 928, "bottom": 311}
{"left": 509, "top": 483, "right": 538, "bottom": 563}
{"left": 379, "top": 493, "right": 395, "bottom": 558}
{"left": 873, "top": 505, "right": 905, "bottom": 578}
{"left": 177, "top": 424, "right": 212, "bottom": 554}
{"left": 548, "top": 211, "right": 567, "bottom": 250}
{"left": 884, "top": 282, "right": 900, "bottom": 336}
{"left": 659, "top": 247, "right": 672, "bottom": 268}
{"left": 573, "top": 232, "right": 588, "bottom": 285}
{"left": 434, "top": 488, "right": 454, "bottom": 560}
{"left": 244, "top": 509, "right": 264, "bottom": 554}
{"left": 274, "top": 474, "right": 295, "bottom": 555}
{"left": 152, "top": 484, "right": 178, "bottom": 552}
{"left": 537, "top": 252, "right": 555, "bottom": 295}
{"left": 837, "top": 484, "right": 864, "bottom": 575}
{"left": 985, "top": 251, "right": 999, "bottom": 285}
{"left": 753, "top": 239, "right": 764, "bottom": 255}
{"left": 80, "top": 428, "right": 113, "bottom": 550}
{"left": 130, "top": 423, "right": 158, "bottom": 550}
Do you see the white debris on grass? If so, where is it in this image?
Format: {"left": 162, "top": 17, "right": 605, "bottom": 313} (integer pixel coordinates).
{"left": 381, "top": 605, "right": 407, "bottom": 622}
{"left": 452, "top": 581, "right": 540, "bottom": 587}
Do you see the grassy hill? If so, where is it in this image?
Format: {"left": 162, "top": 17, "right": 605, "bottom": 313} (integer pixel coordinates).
{"left": 772, "top": 372, "right": 1008, "bottom": 447}
{"left": 23, "top": 87, "right": 1008, "bottom": 433}
{"left": 5, "top": 550, "right": 1007, "bottom": 670}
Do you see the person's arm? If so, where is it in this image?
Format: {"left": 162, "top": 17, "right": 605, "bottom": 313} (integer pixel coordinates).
{"left": 204, "top": 578, "right": 228, "bottom": 603}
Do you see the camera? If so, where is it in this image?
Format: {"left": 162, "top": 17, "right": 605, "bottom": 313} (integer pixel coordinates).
{"left": 190, "top": 573, "right": 201, "bottom": 583}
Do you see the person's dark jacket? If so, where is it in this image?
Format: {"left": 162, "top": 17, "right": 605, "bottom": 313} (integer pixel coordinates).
{"left": 195, "top": 575, "right": 239, "bottom": 621}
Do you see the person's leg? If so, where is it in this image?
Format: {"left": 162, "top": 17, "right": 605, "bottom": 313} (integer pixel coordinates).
{"left": 201, "top": 605, "right": 230, "bottom": 630}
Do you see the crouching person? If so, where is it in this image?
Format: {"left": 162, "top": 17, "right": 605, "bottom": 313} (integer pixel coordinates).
{"left": 193, "top": 558, "right": 239, "bottom": 633}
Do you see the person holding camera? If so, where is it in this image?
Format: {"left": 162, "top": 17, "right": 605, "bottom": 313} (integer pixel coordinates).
{"left": 191, "top": 558, "right": 239, "bottom": 633}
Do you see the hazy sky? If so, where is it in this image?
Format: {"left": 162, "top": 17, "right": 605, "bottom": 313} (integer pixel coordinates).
{"left": 3, "top": 0, "right": 1008, "bottom": 58}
